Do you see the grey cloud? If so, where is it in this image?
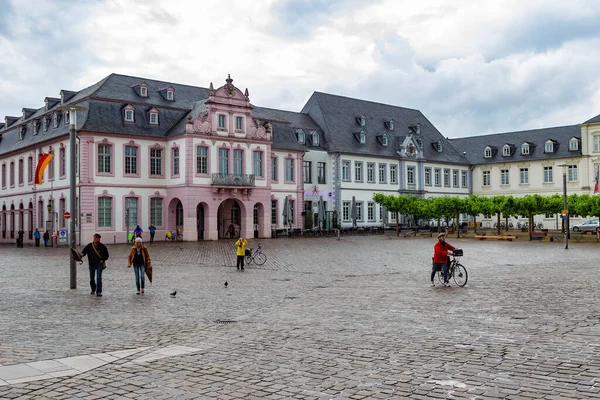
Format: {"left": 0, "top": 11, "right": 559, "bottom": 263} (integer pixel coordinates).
{"left": 271, "top": 0, "right": 374, "bottom": 38}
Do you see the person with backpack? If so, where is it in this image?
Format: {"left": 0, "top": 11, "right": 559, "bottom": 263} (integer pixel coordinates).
{"left": 148, "top": 224, "right": 156, "bottom": 243}
{"left": 33, "top": 228, "right": 41, "bottom": 247}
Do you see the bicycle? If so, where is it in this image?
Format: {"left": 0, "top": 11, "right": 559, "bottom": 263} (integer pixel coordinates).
{"left": 437, "top": 249, "right": 468, "bottom": 287}
{"left": 245, "top": 244, "right": 267, "bottom": 266}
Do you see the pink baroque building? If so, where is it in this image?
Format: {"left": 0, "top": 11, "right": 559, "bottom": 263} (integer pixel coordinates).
{"left": 0, "top": 74, "right": 306, "bottom": 243}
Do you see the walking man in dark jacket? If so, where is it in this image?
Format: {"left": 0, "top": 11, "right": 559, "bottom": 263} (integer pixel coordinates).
{"left": 81, "top": 233, "right": 110, "bottom": 297}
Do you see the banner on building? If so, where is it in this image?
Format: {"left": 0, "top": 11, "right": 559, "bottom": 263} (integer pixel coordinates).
{"left": 595, "top": 164, "right": 600, "bottom": 194}
{"left": 35, "top": 153, "right": 53, "bottom": 185}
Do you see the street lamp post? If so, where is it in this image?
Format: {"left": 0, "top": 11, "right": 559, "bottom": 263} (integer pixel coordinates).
{"left": 57, "top": 105, "right": 88, "bottom": 289}
{"left": 558, "top": 164, "right": 569, "bottom": 250}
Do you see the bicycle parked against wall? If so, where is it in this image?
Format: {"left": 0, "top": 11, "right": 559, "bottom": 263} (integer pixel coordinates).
{"left": 437, "top": 249, "right": 468, "bottom": 287}
{"left": 245, "top": 244, "right": 267, "bottom": 266}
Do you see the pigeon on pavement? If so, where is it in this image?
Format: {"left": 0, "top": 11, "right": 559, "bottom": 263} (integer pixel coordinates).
{"left": 224, "top": 281, "right": 228, "bottom": 287}
{"left": 170, "top": 290, "right": 177, "bottom": 297}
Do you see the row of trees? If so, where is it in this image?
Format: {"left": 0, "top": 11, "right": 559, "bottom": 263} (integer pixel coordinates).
{"left": 372, "top": 193, "right": 600, "bottom": 240}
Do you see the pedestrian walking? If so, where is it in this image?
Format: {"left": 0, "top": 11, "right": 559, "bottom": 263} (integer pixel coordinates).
{"left": 81, "top": 233, "right": 109, "bottom": 297}
{"left": 127, "top": 237, "right": 151, "bottom": 295}
{"left": 33, "top": 228, "right": 41, "bottom": 247}
{"left": 16, "top": 229, "right": 25, "bottom": 248}
{"left": 133, "top": 225, "right": 143, "bottom": 238}
{"left": 235, "top": 237, "right": 247, "bottom": 270}
{"left": 43, "top": 230, "right": 49, "bottom": 247}
{"left": 148, "top": 224, "right": 156, "bottom": 243}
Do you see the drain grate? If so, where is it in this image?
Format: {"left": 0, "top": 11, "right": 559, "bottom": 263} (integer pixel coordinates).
{"left": 215, "top": 319, "right": 237, "bottom": 324}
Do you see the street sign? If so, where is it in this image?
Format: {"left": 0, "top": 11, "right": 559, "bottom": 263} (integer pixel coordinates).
{"left": 64, "top": 211, "right": 71, "bottom": 219}
{"left": 58, "top": 230, "right": 67, "bottom": 245}
{"left": 562, "top": 209, "right": 568, "bottom": 214}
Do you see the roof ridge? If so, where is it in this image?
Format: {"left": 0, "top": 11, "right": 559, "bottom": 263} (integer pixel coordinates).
{"left": 108, "top": 73, "right": 210, "bottom": 90}
{"left": 450, "top": 124, "right": 580, "bottom": 140}
{"left": 313, "top": 91, "right": 421, "bottom": 112}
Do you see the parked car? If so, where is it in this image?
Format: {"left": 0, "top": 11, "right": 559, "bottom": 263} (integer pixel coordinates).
{"left": 572, "top": 220, "right": 600, "bottom": 232}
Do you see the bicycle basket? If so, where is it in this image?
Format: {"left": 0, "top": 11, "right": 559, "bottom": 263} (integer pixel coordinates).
{"left": 453, "top": 249, "right": 463, "bottom": 257}
{"left": 245, "top": 249, "right": 251, "bottom": 256}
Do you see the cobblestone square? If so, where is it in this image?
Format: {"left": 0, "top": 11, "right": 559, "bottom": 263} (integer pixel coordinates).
{"left": 1, "top": 236, "right": 599, "bottom": 399}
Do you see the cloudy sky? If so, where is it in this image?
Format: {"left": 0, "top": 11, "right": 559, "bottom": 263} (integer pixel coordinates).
{"left": 1, "top": 0, "right": 600, "bottom": 138}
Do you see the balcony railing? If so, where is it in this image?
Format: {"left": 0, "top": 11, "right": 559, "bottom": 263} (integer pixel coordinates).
{"left": 211, "top": 173, "right": 255, "bottom": 186}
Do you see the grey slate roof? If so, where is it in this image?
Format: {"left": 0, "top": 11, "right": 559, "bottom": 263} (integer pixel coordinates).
{"left": 301, "top": 92, "right": 470, "bottom": 164}
{"left": 450, "top": 125, "right": 581, "bottom": 164}
{"left": 583, "top": 113, "right": 600, "bottom": 124}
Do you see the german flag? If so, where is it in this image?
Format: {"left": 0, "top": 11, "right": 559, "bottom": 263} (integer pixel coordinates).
{"left": 35, "top": 153, "right": 53, "bottom": 185}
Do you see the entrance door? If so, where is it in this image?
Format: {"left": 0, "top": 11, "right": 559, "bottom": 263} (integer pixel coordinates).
{"left": 196, "top": 204, "right": 204, "bottom": 241}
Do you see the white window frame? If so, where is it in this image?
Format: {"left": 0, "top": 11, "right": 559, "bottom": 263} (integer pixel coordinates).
{"left": 342, "top": 201, "right": 350, "bottom": 221}
{"left": 217, "top": 114, "right": 226, "bottom": 130}
{"left": 390, "top": 165, "right": 397, "bottom": 184}
{"left": 378, "top": 164, "right": 387, "bottom": 184}
{"left": 484, "top": 147, "right": 492, "bottom": 158}
{"left": 166, "top": 89, "right": 174, "bottom": 100}
{"left": 424, "top": 167, "right": 431, "bottom": 186}
{"left": 521, "top": 144, "right": 529, "bottom": 155}
{"left": 382, "top": 134, "right": 388, "bottom": 146}
{"left": 482, "top": 171, "right": 491, "bottom": 186}
{"left": 407, "top": 166, "right": 415, "bottom": 185}
{"left": 568, "top": 165, "right": 578, "bottom": 182}
{"left": 545, "top": 141, "right": 554, "bottom": 153}
{"left": 501, "top": 169, "right": 509, "bottom": 185}
{"left": 461, "top": 170, "right": 467, "bottom": 188}
{"left": 297, "top": 130, "right": 305, "bottom": 144}
{"left": 140, "top": 86, "right": 148, "bottom": 97}
{"left": 312, "top": 131, "right": 319, "bottom": 146}
{"left": 452, "top": 169, "right": 459, "bottom": 187}
{"left": 544, "top": 166, "right": 553, "bottom": 183}
{"left": 149, "top": 112, "right": 158, "bottom": 125}
{"left": 434, "top": 168, "right": 441, "bottom": 186}
{"left": 502, "top": 145, "right": 511, "bottom": 156}
{"left": 569, "top": 139, "right": 578, "bottom": 151}
{"left": 443, "top": 168, "right": 450, "bottom": 187}
{"left": 235, "top": 116, "right": 243, "bottom": 131}
{"left": 359, "top": 132, "right": 366, "bottom": 144}
{"left": 367, "top": 163, "right": 375, "bottom": 183}
{"left": 124, "top": 109, "right": 134, "bottom": 122}
{"left": 520, "top": 168, "right": 529, "bottom": 184}
{"left": 354, "top": 161, "right": 363, "bottom": 182}
{"left": 594, "top": 136, "right": 600, "bottom": 152}
{"left": 342, "top": 160, "right": 350, "bottom": 181}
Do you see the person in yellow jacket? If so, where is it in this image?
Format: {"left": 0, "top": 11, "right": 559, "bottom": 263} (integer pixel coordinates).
{"left": 235, "top": 237, "right": 248, "bottom": 270}
{"left": 127, "top": 237, "right": 151, "bottom": 294}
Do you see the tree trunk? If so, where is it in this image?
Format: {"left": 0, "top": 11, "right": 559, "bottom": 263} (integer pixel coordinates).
{"left": 396, "top": 212, "right": 399, "bottom": 237}
{"left": 528, "top": 213, "right": 533, "bottom": 240}
{"left": 473, "top": 215, "right": 477, "bottom": 234}
{"left": 496, "top": 213, "right": 501, "bottom": 235}
{"left": 456, "top": 211, "right": 460, "bottom": 239}
{"left": 504, "top": 215, "right": 509, "bottom": 231}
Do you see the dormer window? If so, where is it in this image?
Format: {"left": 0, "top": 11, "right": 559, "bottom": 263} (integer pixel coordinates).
{"left": 416, "top": 138, "right": 423, "bottom": 148}
{"left": 521, "top": 143, "right": 530, "bottom": 155}
{"left": 166, "top": 89, "right": 174, "bottom": 101}
{"left": 359, "top": 131, "right": 366, "bottom": 144}
{"left": 409, "top": 124, "right": 421, "bottom": 134}
{"left": 484, "top": 146, "right": 492, "bottom": 158}
{"left": 53, "top": 113, "right": 58, "bottom": 128}
{"left": 140, "top": 86, "right": 148, "bottom": 97}
{"left": 43, "top": 118, "right": 48, "bottom": 132}
{"left": 436, "top": 140, "right": 442, "bottom": 152}
{"left": 545, "top": 140, "right": 554, "bottom": 153}
{"left": 149, "top": 108, "right": 159, "bottom": 125}
{"left": 381, "top": 134, "right": 388, "bottom": 146}
{"left": 19, "top": 126, "right": 25, "bottom": 140}
{"left": 385, "top": 119, "right": 394, "bottom": 130}
{"left": 33, "top": 121, "right": 38, "bottom": 135}
{"left": 296, "top": 129, "right": 305, "bottom": 144}
{"left": 356, "top": 115, "right": 366, "bottom": 127}
{"left": 64, "top": 111, "right": 69, "bottom": 125}
{"left": 569, "top": 138, "right": 579, "bottom": 151}
{"left": 502, "top": 145, "right": 511, "bottom": 157}
{"left": 124, "top": 105, "right": 135, "bottom": 122}
{"left": 311, "top": 131, "right": 319, "bottom": 146}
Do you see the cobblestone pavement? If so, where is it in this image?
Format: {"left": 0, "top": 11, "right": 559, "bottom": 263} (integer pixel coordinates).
{"left": 1, "top": 235, "right": 599, "bottom": 399}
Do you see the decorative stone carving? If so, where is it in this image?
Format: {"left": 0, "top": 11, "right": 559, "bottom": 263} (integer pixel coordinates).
{"left": 212, "top": 188, "right": 219, "bottom": 200}
{"left": 102, "top": 190, "right": 108, "bottom": 196}
{"left": 129, "top": 190, "right": 135, "bottom": 196}
{"left": 193, "top": 112, "right": 211, "bottom": 134}
{"left": 154, "top": 191, "right": 160, "bottom": 196}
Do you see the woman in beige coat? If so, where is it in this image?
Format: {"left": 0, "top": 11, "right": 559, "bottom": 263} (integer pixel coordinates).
{"left": 127, "top": 237, "right": 151, "bottom": 294}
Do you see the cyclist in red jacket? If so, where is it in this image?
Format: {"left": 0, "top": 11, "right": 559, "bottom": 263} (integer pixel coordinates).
{"left": 431, "top": 232, "right": 455, "bottom": 287}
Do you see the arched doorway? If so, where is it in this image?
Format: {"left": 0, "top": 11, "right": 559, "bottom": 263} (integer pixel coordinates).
{"left": 28, "top": 202, "right": 33, "bottom": 239}
{"left": 253, "top": 202, "right": 265, "bottom": 238}
{"left": 167, "top": 198, "right": 184, "bottom": 235}
{"left": 10, "top": 204, "right": 15, "bottom": 239}
{"left": 217, "top": 199, "right": 244, "bottom": 239}
{"left": 1, "top": 204, "right": 6, "bottom": 239}
{"left": 196, "top": 203, "right": 206, "bottom": 241}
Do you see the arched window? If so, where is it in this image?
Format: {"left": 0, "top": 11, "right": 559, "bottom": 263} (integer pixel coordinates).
{"left": 231, "top": 202, "right": 240, "bottom": 225}
{"left": 175, "top": 201, "right": 184, "bottom": 226}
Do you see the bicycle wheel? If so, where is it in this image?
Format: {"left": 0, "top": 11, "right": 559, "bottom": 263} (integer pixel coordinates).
{"left": 245, "top": 254, "right": 253, "bottom": 265}
{"left": 453, "top": 263, "right": 468, "bottom": 287}
{"left": 437, "top": 264, "right": 452, "bottom": 284}
{"left": 253, "top": 252, "right": 267, "bottom": 265}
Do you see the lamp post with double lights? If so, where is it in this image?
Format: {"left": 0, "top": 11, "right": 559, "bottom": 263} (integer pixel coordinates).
{"left": 57, "top": 105, "right": 88, "bottom": 289}
{"left": 557, "top": 164, "right": 569, "bottom": 250}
